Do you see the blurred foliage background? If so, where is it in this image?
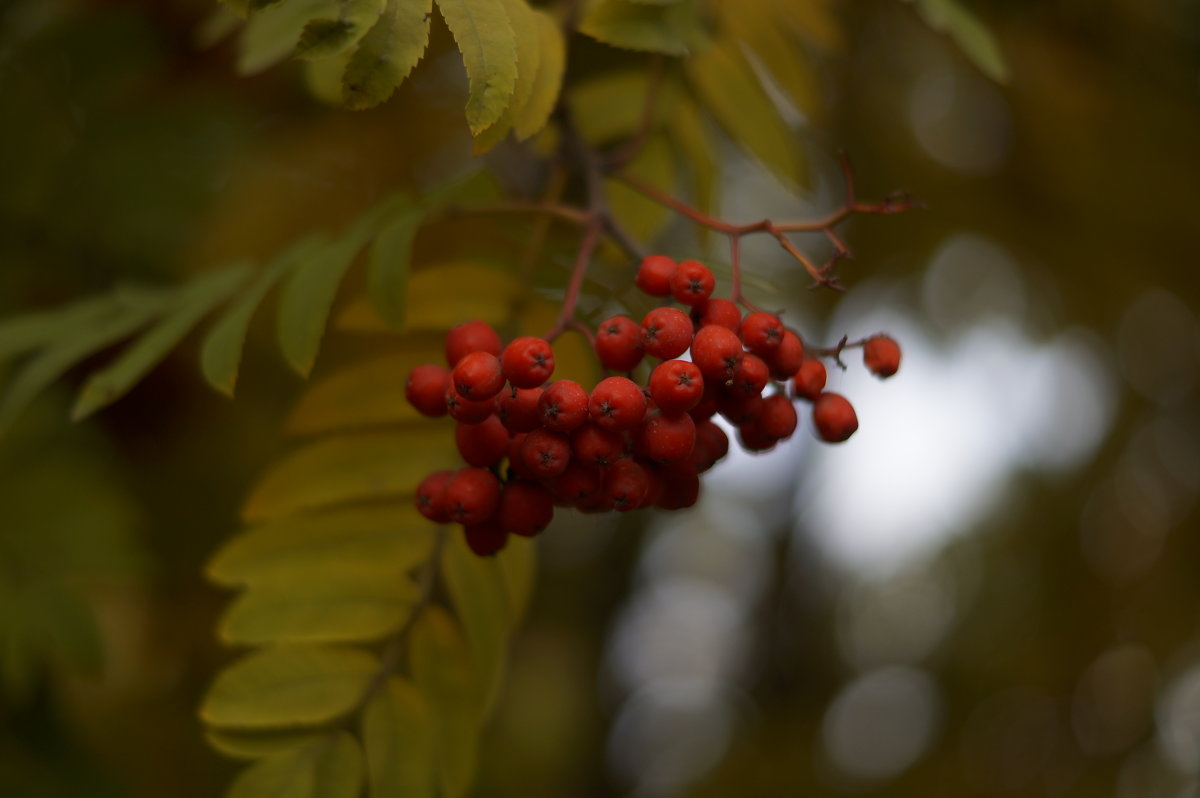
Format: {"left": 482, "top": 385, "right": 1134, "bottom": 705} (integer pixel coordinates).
{"left": 2, "top": 0, "right": 1200, "bottom": 796}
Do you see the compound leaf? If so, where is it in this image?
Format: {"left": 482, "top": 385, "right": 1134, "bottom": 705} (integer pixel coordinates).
{"left": 295, "top": 0, "right": 387, "bottom": 60}
{"left": 343, "top": 0, "right": 433, "bottom": 109}
{"left": 435, "top": 0, "right": 519, "bottom": 136}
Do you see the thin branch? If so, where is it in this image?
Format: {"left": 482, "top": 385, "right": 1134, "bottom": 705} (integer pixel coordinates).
{"left": 544, "top": 216, "right": 604, "bottom": 341}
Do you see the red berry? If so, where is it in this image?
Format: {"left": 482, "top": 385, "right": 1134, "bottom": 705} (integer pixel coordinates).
{"left": 635, "top": 411, "right": 696, "bottom": 464}
{"left": 549, "top": 462, "right": 601, "bottom": 507}
{"left": 445, "top": 385, "right": 494, "bottom": 424}
{"left": 539, "top": 380, "right": 589, "bottom": 433}
{"left": 455, "top": 415, "right": 511, "bottom": 467}
{"left": 657, "top": 468, "right": 700, "bottom": 510}
{"left": 506, "top": 433, "right": 537, "bottom": 480}
{"left": 571, "top": 423, "right": 626, "bottom": 468}
{"left": 740, "top": 312, "right": 784, "bottom": 355}
{"left": 641, "top": 307, "right": 694, "bottom": 360}
{"left": 766, "top": 329, "right": 805, "bottom": 380}
{"left": 635, "top": 255, "right": 677, "bottom": 297}
{"left": 688, "top": 397, "right": 719, "bottom": 423}
{"left": 604, "top": 459, "right": 649, "bottom": 512}
{"left": 445, "top": 320, "right": 502, "bottom": 366}
{"left": 730, "top": 353, "right": 769, "bottom": 397}
{"left": 406, "top": 364, "right": 450, "bottom": 417}
{"left": 497, "top": 481, "right": 554, "bottom": 537}
{"left": 669, "top": 260, "right": 715, "bottom": 306}
{"left": 718, "top": 392, "right": 764, "bottom": 426}
{"left": 692, "top": 298, "right": 741, "bottom": 331}
{"left": 452, "top": 351, "right": 505, "bottom": 401}
{"left": 693, "top": 420, "right": 729, "bottom": 472}
{"left": 589, "top": 376, "right": 647, "bottom": 432}
{"left": 443, "top": 467, "right": 502, "bottom": 525}
{"left": 521, "top": 428, "right": 571, "bottom": 477}
{"left": 494, "top": 385, "right": 543, "bottom": 433}
{"left": 464, "top": 520, "right": 507, "bottom": 556}
{"left": 595, "top": 315, "right": 644, "bottom": 372}
{"left": 738, "top": 421, "right": 778, "bottom": 453}
{"left": 792, "top": 359, "right": 827, "bottom": 401}
{"left": 691, "top": 325, "right": 743, "bottom": 381}
{"left": 759, "top": 393, "right": 798, "bottom": 440}
{"left": 813, "top": 392, "right": 858, "bottom": 443}
{"left": 863, "top": 335, "right": 901, "bottom": 378}
{"left": 502, "top": 336, "right": 555, "bottom": 388}
{"left": 415, "top": 470, "right": 453, "bottom": 522}
{"left": 649, "top": 360, "right": 704, "bottom": 414}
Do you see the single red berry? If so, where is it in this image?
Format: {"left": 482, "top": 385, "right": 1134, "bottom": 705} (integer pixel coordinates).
{"left": 452, "top": 351, "right": 505, "bottom": 401}
{"left": 464, "top": 520, "right": 507, "bottom": 557}
{"left": 863, "top": 335, "right": 901, "bottom": 378}
{"left": 657, "top": 468, "right": 700, "bottom": 510}
{"left": 497, "top": 481, "right": 554, "bottom": 537}
{"left": 494, "top": 385, "right": 543, "bottom": 433}
{"left": 766, "top": 329, "right": 805, "bottom": 380}
{"left": 641, "top": 465, "right": 665, "bottom": 508}
{"left": 717, "top": 392, "right": 764, "bottom": 426}
{"left": 649, "top": 360, "right": 704, "bottom": 414}
{"left": 539, "top": 380, "right": 589, "bottom": 433}
{"left": 740, "top": 312, "right": 785, "bottom": 356}
{"left": 455, "top": 415, "right": 511, "bottom": 467}
{"left": 730, "top": 353, "right": 770, "bottom": 397}
{"left": 792, "top": 359, "right": 827, "bottom": 401}
{"left": 669, "top": 260, "right": 715, "bottom": 306}
{"left": 589, "top": 376, "right": 647, "bottom": 432}
{"left": 635, "top": 255, "right": 678, "bottom": 297}
{"left": 445, "top": 320, "right": 502, "bottom": 366}
{"left": 521, "top": 428, "right": 571, "bottom": 477}
{"left": 688, "top": 397, "right": 719, "bottom": 423}
{"left": 501, "top": 336, "right": 555, "bottom": 388}
{"left": 759, "top": 393, "right": 799, "bottom": 440}
{"left": 443, "top": 467, "right": 502, "bottom": 525}
{"left": 604, "top": 458, "right": 649, "bottom": 512}
{"left": 641, "top": 307, "right": 694, "bottom": 360}
{"left": 507, "top": 433, "right": 537, "bottom": 480}
{"left": 693, "top": 420, "right": 730, "bottom": 472}
{"left": 691, "top": 325, "right": 744, "bottom": 381}
{"left": 415, "top": 470, "right": 453, "bottom": 523}
{"left": 445, "top": 385, "right": 495, "bottom": 424}
{"left": 549, "top": 462, "right": 601, "bottom": 507}
{"left": 738, "top": 421, "right": 778, "bottom": 453}
{"left": 692, "top": 298, "right": 742, "bottom": 331}
{"left": 813, "top": 392, "right": 858, "bottom": 443}
{"left": 406, "top": 364, "right": 450, "bottom": 417}
{"left": 571, "top": 423, "right": 627, "bottom": 468}
{"left": 595, "top": 315, "right": 644, "bottom": 372}
{"left": 635, "top": 411, "right": 697, "bottom": 464}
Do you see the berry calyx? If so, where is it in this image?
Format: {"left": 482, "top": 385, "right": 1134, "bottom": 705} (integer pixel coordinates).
{"left": 588, "top": 376, "right": 647, "bottom": 432}
{"left": 740, "top": 312, "right": 785, "bottom": 355}
{"left": 539, "top": 380, "right": 590, "bottom": 433}
{"left": 502, "top": 336, "right": 555, "bottom": 388}
{"left": 649, "top": 360, "right": 704, "bottom": 414}
{"left": 691, "top": 325, "right": 744, "bottom": 381}
{"left": 669, "top": 260, "right": 715, "bottom": 306}
{"left": 452, "top": 351, "right": 505, "bottom": 401}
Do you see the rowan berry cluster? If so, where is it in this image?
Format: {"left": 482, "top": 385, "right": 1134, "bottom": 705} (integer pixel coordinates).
{"left": 405, "top": 255, "right": 900, "bottom": 556}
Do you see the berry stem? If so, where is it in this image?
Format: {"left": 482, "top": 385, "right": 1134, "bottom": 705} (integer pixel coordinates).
{"left": 544, "top": 215, "right": 604, "bottom": 342}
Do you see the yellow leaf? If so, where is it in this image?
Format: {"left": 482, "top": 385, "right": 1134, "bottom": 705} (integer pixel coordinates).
{"left": 441, "top": 532, "right": 513, "bottom": 714}
{"left": 343, "top": 0, "right": 434, "bottom": 110}
{"left": 206, "top": 728, "right": 324, "bottom": 761}
{"left": 295, "top": 0, "right": 386, "bottom": 60}
{"left": 362, "top": 678, "right": 436, "bottom": 798}
{"left": 337, "top": 262, "right": 520, "bottom": 334}
{"left": 224, "top": 731, "right": 363, "bottom": 798}
{"left": 435, "top": 0, "right": 519, "bottom": 135}
{"left": 512, "top": 10, "right": 563, "bottom": 141}
{"left": 578, "top": 0, "right": 704, "bottom": 56}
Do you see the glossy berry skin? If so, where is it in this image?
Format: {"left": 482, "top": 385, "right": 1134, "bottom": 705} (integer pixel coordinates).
{"left": 766, "top": 329, "right": 805, "bottom": 380}
{"left": 813, "top": 392, "right": 858, "bottom": 443}
{"left": 415, "top": 470, "right": 453, "bottom": 522}
{"left": 636, "top": 411, "right": 697, "bottom": 464}
{"left": 445, "top": 320, "right": 502, "bottom": 366}
{"left": 669, "top": 260, "right": 715, "bottom": 306}
{"left": 455, "top": 415, "right": 510, "bottom": 467}
{"left": 635, "top": 255, "right": 677, "bottom": 297}
{"left": 539, "top": 380, "right": 590, "bottom": 433}
{"left": 692, "top": 298, "right": 742, "bottom": 331}
{"left": 494, "top": 386, "right": 543, "bottom": 433}
{"left": 406, "top": 364, "right": 450, "bottom": 417}
{"left": 641, "top": 307, "right": 694, "bottom": 360}
{"left": 464, "top": 520, "right": 507, "bottom": 556}
{"left": 521, "top": 428, "right": 571, "bottom": 477}
{"left": 589, "top": 376, "right": 647, "bottom": 432}
{"left": 649, "top": 360, "right": 704, "bottom": 414}
{"left": 740, "top": 312, "right": 785, "bottom": 355}
{"left": 445, "top": 386, "right": 495, "bottom": 424}
{"left": 759, "top": 393, "right": 799, "bottom": 440}
{"left": 571, "top": 423, "right": 626, "bottom": 468}
{"left": 452, "top": 351, "right": 505, "bottom": 401}
{"left": 730, "top": 353, "right": 770, "bottom": 397}
{"left": 497, "top": 481, "right": 554, "bottom": 537}
{"left": 863, "top": 335, "right": 901, "bottom": 378}
{"left": 604, "top": 459, "right": 649, "bottom": 512}
{"left": 691, "top": 325, "right": 744, "bottom": 381}
{"left": 792, "top": 359, "right": 827, "bottom": 401}
{"left": 443, "top": 467, "right": 502, "bottom": 525}
{"left": 502, "top": 337, "right": 555, "bottom": 388}
{"left": 595, "top": 315, "right": 644, "bottom": 372}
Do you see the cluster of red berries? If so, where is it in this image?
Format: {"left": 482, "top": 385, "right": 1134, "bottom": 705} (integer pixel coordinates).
{"left": 405, "top": 255, "right": 900, "bottom": 556}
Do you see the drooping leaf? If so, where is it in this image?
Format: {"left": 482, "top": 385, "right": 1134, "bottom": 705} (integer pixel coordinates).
{"left": 201, "top": 645, "right": 378, "bottom": 729}
{"left": 71, "top": 266, "right": 250, "bottom": 421}
{"left": 410, "top": 606, "right": 482, "bottom": 798}
{"left": 687, "top": 38, "right": 804, "bottom": 186}
{"left": 202, "top": 239, "right": 326, "bottom": 397}
{"left": 207, "top": 728, "right": 324, "bottom": 761}
{"left": 362, "top": 678, "right": 436, "bottom": 798}
{"left": 241, "top": 425, "right": 455, "bottom": 522}
{"left": 343, "top": 0, "right": 434, "bottom": 109}
{"left": 435, "top": 0, "right": 519, "bottom": 136}
{"left": 606, "top": 133, "right": 677, "bottom": 240}
{"left": 442, "top": 532, "right": 513, "bottom": 712}
{"left": 224, "top": 731, "right": 363, "bottom": 798}
{"left": 578, "top": 0, "right": 704, "bottom": 56}
{"left": 209, "top": 503, "right": 434, "bottom": 588}
{"left": 239, "top": 0, "right": 334, "bottom": 75}
{"left": 0, "top": 295, "right": 117, "bottom": 365}
{"left": 468, "top": 0, "right": 540, "bottom": 153}
{"left": 295, "top": 0, "right": 387, "bottom": 60}
{"left": 285, "top": 345, "right": 442, "bottom": 436}
{"left": 914, "top": 0, "right": 1009, "bottom": 83}
{"left": 366, "top": 198, "right": 423, "bottom": 327}
{"left": 512, "top": 10, "right": 565, "bottom": 140}
{"left": 337, "top": 262, "right": 521, "bottom": 333}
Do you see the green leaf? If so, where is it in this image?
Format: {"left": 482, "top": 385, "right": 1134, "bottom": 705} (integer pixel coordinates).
{"left": 209, "top": 503, "right": 434, "bottom": 588}
{"left": 442, "top": 532, "right": 513, "bottom": 713}
{"left": 207, "top": 729, "right": 324, "bottom": 761}
{"left": 295, "top": 0, "right": 386, "bottom": 60}
{"left": 578, "top": 0, "right": 704, "bottom": 56}
{"left": 366, "top": 199, "right": 422, "bottom": 328}
{"left": 468, "top": 0, "right": 539, "bottom": 152}
{"left": 338, "top": 262, "right": 521, "bottom": 334}
{"left": 220, "top": 573, "right": 420, "bottom": 645}
{"left": 512, "top": 10, "right": 565, "bottom": 141}
{"left": 201, "top": 645, "right": 378, "bottom": 729}
{"left": 312, "top": 732, "right": 365, "bottom": 798}
{"left": 495, "top": 535, "right": 537, "bottom": 627}
{"left": 71, "top": 266, "right": 250, "bottom": 421}
{"left": 202, "top": 239, "right": 326, "bottom": 397}
{"left": 285, "top": 345, "right": 442, "bottom": 436}
{"left": 914, "top": 0, "right": 1009, "bottom": 83}
{"left": 362, "top": 678, "right": 436, "bottom": 798}
{"left": 0, "top": 295, "right": 116, "bottom": 365}
{"left": 343, "top": 0, "right": 433, "bottom": 110}
{"left": 687, "top": 39, "right": 804, "bottom": 186}
{"left": 239, "top": 0, "right": 334, "bottom": 75}
{"left": 410, "top": 606, "right": 482, "bottom": 798}
{"left": 241, "top": 425, "right": 455, "bottom": 522}
{"left": 435, "top": 0, "right": 519, "bottom": 136}
{"left": 225, "top": 731, "right": 363, "bottom": 798}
